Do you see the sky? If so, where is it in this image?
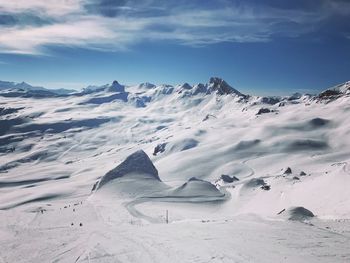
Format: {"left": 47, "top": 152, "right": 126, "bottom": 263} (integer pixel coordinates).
{"left": 0, "top": 0, "right": 349, "bottom": 95}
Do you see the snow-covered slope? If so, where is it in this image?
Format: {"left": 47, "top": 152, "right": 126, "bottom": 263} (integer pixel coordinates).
{"left": 0, "top": 78, "right": 350, "bottom": 262}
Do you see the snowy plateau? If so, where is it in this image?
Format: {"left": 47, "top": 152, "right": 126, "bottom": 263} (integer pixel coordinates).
{"left": 0, "top": 77, "right": 350, "bottom": 262}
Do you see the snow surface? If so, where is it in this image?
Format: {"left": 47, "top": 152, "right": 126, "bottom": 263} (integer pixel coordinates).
{"left": 0, "top": 78, "right": 350, "bottom": 262}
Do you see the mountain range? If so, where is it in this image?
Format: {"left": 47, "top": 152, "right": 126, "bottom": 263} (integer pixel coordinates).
{"left": 0, "top": 76, "right": 350, "bottom": 262}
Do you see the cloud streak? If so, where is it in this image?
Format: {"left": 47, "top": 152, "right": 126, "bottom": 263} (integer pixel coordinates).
{"left": 0, "top": 0, "right": 81, "bottom": 16}
{"left": 0, "top": 0, "right": 349, "bottom": 55}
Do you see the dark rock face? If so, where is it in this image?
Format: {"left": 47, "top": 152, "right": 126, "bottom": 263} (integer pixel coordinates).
{"left": 180, "top": 83, "right": 192, "bottom": 90}
{"left": 153, "top": 143, "right": 167, "bottom": 156}
{"left": 97, "top": 150, "right": 160, "bottom": 189}
{"left": 284, "top": 167, "right": 292, "bottom": 174}
{"left": 192, "top": 83, "right": 207, "bottom": 95}
{"left": 256, "top": 108, "right": 272, "bottom": 115}
{"left": 318, "top": 89, "right": 341, "bottom": 99}
{"left": 261, "top": 185, "right": 271, "bottom": 191}
{"left": 288, "top": 206, "right": 315, "bottom": 221}
{"left": 109, "top": 80, "right": 125, "bottom": 93}
{"left": 220, "top": 174, "right": 239, "bottom": 183}
{"left": 207, "top": 77, "right": 243, "bottom": 96}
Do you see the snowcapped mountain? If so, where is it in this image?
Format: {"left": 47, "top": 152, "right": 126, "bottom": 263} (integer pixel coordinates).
{"left": 0, "top": 80, "right": 76, "bottom": 97}
{"left": 81, "top": 80, "right": 125, "bottom": 94}
{"left": 330, "top": 81, "right": 350, "bottom": 94}
{"left": 317, "top": 81, "right": 350, "bottom": 100}
{"left": 0, "top": 80, "right": 42, "bottom": 91}
{"left": 207, "top": 77, "right": 244, "bottom": 96}
{"left": 0, "top": 77, "right": 350, "bottom": 262}
{"left": 3, "top": 77, "right": 347, "bottom": 104}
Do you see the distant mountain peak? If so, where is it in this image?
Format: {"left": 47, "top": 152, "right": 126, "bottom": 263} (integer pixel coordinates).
{"left": 138, "top": 82, "right": 156, "bottom": 89}
{"left": 318, "top": 80, "right": 350, "bottom": 100}
{"left": 179, "top": 83, "right": 192, "bottom": 90}
{"left": 176, "top": 83, "right": 193, "bottom": 94}
{"left": 0, "top": 80, "right": 46, "bottom": 92}
{"left": 111, "top": 80, "right": 122, "bottom": 88}
{"left": 334, "top": 81, "right": 350, "bottom": 94}
{"left": 208, "top": 77, "right": 243, "bottom": 96}
{"left": 82, "top": 80, "right": 125, "bottom": 94}
{"left": 109, "top": 80, "right": 125, "bottom": 92}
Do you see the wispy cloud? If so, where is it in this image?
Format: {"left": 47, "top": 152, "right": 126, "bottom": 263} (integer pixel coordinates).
{"left": 0, "top": 0, "right": 349, "bottom": 55}
{"left": 0, "top": 0, "right": 81, "bottom": 16}
{"left": 0, "top": 17, "right": 119, "bottom": 54}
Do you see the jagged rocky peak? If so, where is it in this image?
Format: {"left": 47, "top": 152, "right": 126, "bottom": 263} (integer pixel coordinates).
{"left": 95, "top": 150, "right": 160, "bottom": 190}
{"left": 138, "top": 82, "right": 156, "bottom": 89}
{"left": 192, "top": 83, "right": 207, "bottom": 95}
{"left": 334, "top": 81, "right": 350, "bottom": 94}
{"left": 0, "top": 80, "right": 43, "bottom": 91}
{"left": 207, "top": 77, "right": 243, "bottom": 96}
{"left": 82, "top": 80, "right": 125, "bottom": 94}
{"left": 179, "top": 83, "right": 193, "bottom": 90}
{"left": 176, "top": 82, "right": 193, "bottom": 94}
{"left": 318, "top": 80, "right": 350, "bottom": 99}
{"left": 109, "top": 80, "right": 125, "bottom": 93}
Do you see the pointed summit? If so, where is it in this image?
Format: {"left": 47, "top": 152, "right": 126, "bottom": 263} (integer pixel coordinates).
{"left": 81, "top": 80, "right": 125, "bottom": 94}
{"left": 96, "top": 150, "right": 160, "bottom": 189}
{"left": 192, "top": 83, "right": 207, "bottom": 95}
{"left": 108, "top": 80, "right": 125, "bottom": 92}
{"left": 176, "top": 82, "right": 193, "bottom": 94}
{"left": 208, "top": 77, "right": 243, "bottom": 96}
{"left": 179, "top": 83, "right": 192, "bottom": 90}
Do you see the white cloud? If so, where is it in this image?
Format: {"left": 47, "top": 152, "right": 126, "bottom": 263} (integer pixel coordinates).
{"left": 0, "top": 0, "right": 82, "bottom": 16}
{"left": 0, "top": 18, "right": 116, "bottom": 54}
{"left": 0, "top": 1, "right": 347, "bottom": 55}
{"left": 0, "top": 12, "right": 297, "bottom": 54}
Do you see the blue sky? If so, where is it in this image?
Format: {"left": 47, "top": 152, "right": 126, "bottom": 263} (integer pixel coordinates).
{"left": 0, "top": 0, "right": 349, "bottom": 95}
